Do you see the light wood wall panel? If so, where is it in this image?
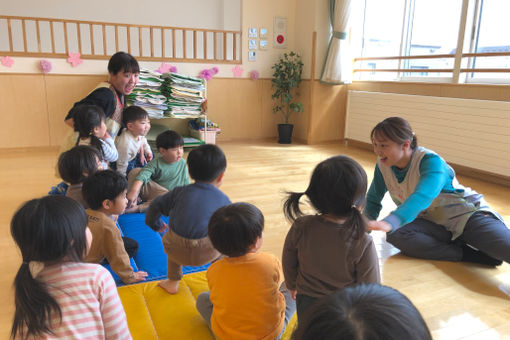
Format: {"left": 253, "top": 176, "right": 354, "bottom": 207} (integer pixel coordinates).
{"left": 21, "top": 76, "right": 510, "bottom": 149}
{"left": 1, "top": 74, "right": 49, "bottom": 148}
{"left": 45, "top": 75, "right": 108, "bottom": 146}
{"left": 292, "top": 80, "right": 310, "bottom": 142}
{"left": 205, "top": 78, "right": 309, "bottom": 142}
{"left": 1, "top": 74, "right": 317, "bottom": 149}
{"left": 307, "top": 81, "right": 347, "bottom": 144}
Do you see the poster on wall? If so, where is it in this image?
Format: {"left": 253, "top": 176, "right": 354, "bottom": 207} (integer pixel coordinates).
{"left": 249, "top": 27, "right": 258, "bottom": 38}
{"left": 248, "top": 51, "right": 257, "bottom": 61}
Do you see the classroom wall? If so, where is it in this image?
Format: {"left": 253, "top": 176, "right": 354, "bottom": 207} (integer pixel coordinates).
{"left": 0, "top": 72, "right": 314, "bottom": 148}
{"left": 8, "top": 1, "right": 507, "bottom": 149}
{"left": 0, "top": 0, "right": 295, "bottom": 78}
{"left": 0, "top": 0, "right": 233, "bottom": 30}
{"left": 1, "top": 0, "right": 346, "bottom": 149}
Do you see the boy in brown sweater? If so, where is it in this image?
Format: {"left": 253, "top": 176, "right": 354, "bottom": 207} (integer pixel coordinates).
{"left": 82, "top": 170, "right": 148, "bottom": 284}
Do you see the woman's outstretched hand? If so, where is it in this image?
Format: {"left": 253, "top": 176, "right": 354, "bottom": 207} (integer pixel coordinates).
{"left": 366, "top": 220, "right": 392, "bottom": 232}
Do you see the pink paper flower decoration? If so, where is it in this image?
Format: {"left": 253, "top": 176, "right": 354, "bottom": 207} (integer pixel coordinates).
{"left": 199, "top": 69, "right": 213, "bottom": 81}
{"left": 232, "top": 65, "right": 243, "bottom": 77}
{"left": 67, "top": 52, "right": 83, "bottom": 67}
{"left": 211, "top": 67, "right": 219, "bottom": 75}
{"left": 39, "top": 60, "right": 52, "bottom": 74}
{"left": 156, "top": 62, "right": 172, "bottom": 74}
{"left": 249, "top": 70, "right": 259, "bottom": 80}
{"left": 1, "top": 56, "right": 14, "bottom": 68}
{"left": 169, "top": 65, "right": 178, "bottom": 73}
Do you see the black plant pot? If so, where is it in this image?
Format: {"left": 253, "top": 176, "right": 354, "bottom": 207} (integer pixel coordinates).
{"left": 278, "top": 124, "right": 294, "bottom": 144}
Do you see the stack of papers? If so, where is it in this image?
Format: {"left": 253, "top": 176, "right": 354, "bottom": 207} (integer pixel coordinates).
{"left": 127, "top": 69, "right": 167, "bottom": 119}
{"left": 161, "top": 73, "right": 205, "bottom": 118}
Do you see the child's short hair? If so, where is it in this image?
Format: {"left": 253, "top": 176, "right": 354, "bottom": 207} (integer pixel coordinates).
{"left": 156, "top": 130, "right": 184, "bottom": 150}
{"left": 292, "top": 283, "right": 432, "bottom": 340}
{"left": 187, "top": 144, "right": 226, "bottom": 182}
{"left": 108, "top": 51, "right": 140, "bottom": 75}
{"left": 82, "top": 170, "right": 127, "bottom": 210}
{"left": 58, "top": 146, "right": 101, "bottom": 184}
{"left": 122, "top": 106, "right": 148, "bottom": 126}
{"left": 208, "top": 203, "right": 264, "bottom": 257}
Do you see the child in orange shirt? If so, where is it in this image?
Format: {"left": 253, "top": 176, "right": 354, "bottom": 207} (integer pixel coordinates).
{"left": 196, "top": 203, "right": 296, "bottom": 340}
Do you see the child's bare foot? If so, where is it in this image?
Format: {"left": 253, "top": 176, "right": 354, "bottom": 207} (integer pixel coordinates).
{"left": 158, "top": 279, "right": 179, "bottom": 294}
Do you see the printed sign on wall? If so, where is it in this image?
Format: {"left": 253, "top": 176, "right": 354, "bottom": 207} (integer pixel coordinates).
{"left": 273, "top": 17, "right": 287, "bottom": 49}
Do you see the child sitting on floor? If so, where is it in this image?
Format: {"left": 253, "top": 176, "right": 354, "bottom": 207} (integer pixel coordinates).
{"left": 126, "top": 130, "right": 190, "bottom": 212}
{"left": 114, "top": 106, "right": 152, "bottom": 177}
{"left": 282, "top": 155, "right": 381, "bottom": 320}
{"left": 58, "top": 145, "right": 104, "bottom": 208}
{"left": 82, "top": 170, "right": 148, "bottom": 284}
{"left": 196, "top": 203, "right": 296, "bottom": 340}
{"left": 73, "top": 104, "right": 118, "bottom": 169}
{"left": 10, "top": 196, "right": 132, "bottom": 339}
{"left": 145, "top": 144, "right": 231, "bottom": 294}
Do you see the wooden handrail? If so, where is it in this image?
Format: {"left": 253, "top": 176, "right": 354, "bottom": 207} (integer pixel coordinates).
{"left": 353, "top": 51, "right": 510, "bottom": 74}
{"left": 0, "top": 15, "right": 241, "bottom": 64}
{"left": 354, "top": 68, "right": 510, "bottom": 73}
{"left": 355, "top": 53, "right": 455, "bottom": 61}
{"left": 354, "top": 51, "right": 510, "bottom": 62}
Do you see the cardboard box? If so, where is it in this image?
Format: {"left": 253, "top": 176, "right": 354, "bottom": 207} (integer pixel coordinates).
{"left": 189, "top": 129, "right": 218, "bottom": 144}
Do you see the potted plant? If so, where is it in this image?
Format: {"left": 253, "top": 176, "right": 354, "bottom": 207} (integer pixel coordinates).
{"left": 271, "top": 51, "right": 304, "bottom": 144}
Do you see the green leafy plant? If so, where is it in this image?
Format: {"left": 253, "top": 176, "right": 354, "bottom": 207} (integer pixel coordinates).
{"left": 271, "top": 51, "right": 304, "bottom": 124}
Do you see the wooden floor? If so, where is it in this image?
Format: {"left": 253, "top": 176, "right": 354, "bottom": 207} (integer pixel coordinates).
{"left": 1, "top": 141, "right": 510, "bottom": 339}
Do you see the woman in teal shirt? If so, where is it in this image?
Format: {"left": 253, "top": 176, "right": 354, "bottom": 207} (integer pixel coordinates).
{"left": 365, "top": 117, "right": 510, "bottom": 266}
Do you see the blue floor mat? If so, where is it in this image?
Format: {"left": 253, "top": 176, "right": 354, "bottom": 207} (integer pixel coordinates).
{"left": 107, "top": 213, "right": 210, "bottom": 286}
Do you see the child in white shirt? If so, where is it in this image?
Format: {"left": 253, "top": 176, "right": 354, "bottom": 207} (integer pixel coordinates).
{"left": 115, "top": 106, "right": 153, "bottom": 176}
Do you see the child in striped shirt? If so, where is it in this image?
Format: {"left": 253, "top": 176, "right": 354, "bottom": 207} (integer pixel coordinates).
{"left": 10, "top": 195, "right": 131, "bottom": 340}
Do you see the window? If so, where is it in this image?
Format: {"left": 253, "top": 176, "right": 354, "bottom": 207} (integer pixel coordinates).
{"left": 403, "top": 0, "right": 462, "bottom": 78}
{"left": 468, "top": 0, "right": 510, "bottom": 81}
{"left": 357, "top": 0, "right": 404, "bottom": 80}
{"left": 353, "top": 0, "right": 510, "bottom": 83}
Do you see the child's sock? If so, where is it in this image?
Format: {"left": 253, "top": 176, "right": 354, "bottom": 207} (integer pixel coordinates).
{"left": 461, "top": 245, "right": 502, "bottom": 266}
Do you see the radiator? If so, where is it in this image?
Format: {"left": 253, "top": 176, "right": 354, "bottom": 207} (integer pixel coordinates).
{"left": 346, "top": 90, "right": 510, "bottom": 177}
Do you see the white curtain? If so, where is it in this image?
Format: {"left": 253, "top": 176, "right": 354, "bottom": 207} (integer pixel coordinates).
{"left": 320, "top": 0, "right": 353, "bottom": 84}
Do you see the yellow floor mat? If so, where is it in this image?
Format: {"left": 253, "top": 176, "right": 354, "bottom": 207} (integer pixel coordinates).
{"left": 118, "top": 271, "right": 297, "bottom": 339}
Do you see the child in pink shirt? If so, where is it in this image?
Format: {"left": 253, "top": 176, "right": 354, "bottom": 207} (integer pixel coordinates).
{"left": 10, "top": 195, "right": 131, "bottom": 339}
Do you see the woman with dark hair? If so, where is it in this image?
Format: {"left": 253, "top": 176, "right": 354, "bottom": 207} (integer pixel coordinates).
{"left": 60, "top": 52, "right": 140, "bottom": 155}
{"left": 292, "top": 283, "right": 432, "bottom": 340}
{"left": 65, "top": 51, "right": 140, "bottom": 137}
{"left": 365, "top": 117, "right": 510, "bottom": 265}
